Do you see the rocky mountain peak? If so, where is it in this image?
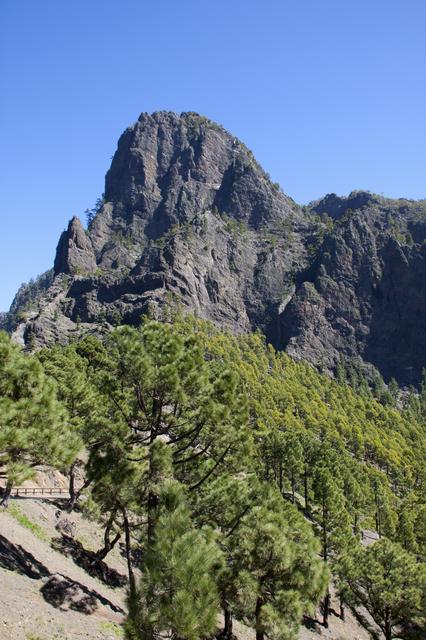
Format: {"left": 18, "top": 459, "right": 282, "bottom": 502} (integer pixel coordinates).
{"left": 15, "top": 111, "right": 307, "bottom": 352}
{"left": 54, "top": 216, "right": 96, "bottom": 276}
{"left": 102, "top": 110, "right": 296, "bottom": 238}
{"left": 310, "top": 190, "right": 382, "bottom": 220}
{"left": 5, "top": 112, "right": 426, "bottom": 386}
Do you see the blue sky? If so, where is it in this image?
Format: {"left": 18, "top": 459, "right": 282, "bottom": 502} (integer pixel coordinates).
{"left": 1, "top": 0, "right": 425, "bottom": 310}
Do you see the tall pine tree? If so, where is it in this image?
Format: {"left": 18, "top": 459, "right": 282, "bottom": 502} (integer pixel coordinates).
{"left": 0, "top": 332, "right": 80, "bottom": 505}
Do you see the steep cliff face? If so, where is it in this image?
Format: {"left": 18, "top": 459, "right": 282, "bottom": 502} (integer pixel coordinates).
{"left": 5, "top": 112, "right": 426, "bottom": 385}
{"left": 280, "top": 194, "right": 426, "bottom": 385}
{"left": 9, "top": 112, "right": 310, "bottom": 349}
{"left": 54, "top": 217, "right": 97, "bottom": 276}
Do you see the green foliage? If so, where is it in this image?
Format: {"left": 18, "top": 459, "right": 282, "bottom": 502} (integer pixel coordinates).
{"left": 184, "top": 112, "right": 222, "bottom": 139}
{"left": 231, "top": 489, "right": 327, "bottom": 640}
{"left": 0, "top": 332, "right": 80, "bottom": 503}
{"left": 127, "top": 464, "right": 222, "bottom": 640}
{"left": 339, "top": 539, "right": 426, "bottom": 639}
{"left": 85, "top": 320, "right": 249, "bottom": 499}
{"left": 66, "top": 319, "right": 251, "bottom": 613}
{"left": 38, "top": 343, "right": 100, "bottom": 444}
{"left": 111, "top": 229, "right": 135, "bottom": 249}
{"left": 312, "top": 459, "right": 353, "bottom": 563}
{"left": 220, "top": 212, "right": 248, "bottom": 240}
{"left": 7, "top": 314, "right": 426, "bottom": 639}
{"left": 85, "top": 194, "right": 105, "bottom": 227}
{"left": 99, "top": 621, "right": 124, "bottom": 638}
{"left": 37, "top": 341, "right": 110, "bottom": 509}
{"left": 8, "top": 503, "right": 49, "bottom": 541}
{"left": 6, "top": 270, "right": 54, "bottom": 330}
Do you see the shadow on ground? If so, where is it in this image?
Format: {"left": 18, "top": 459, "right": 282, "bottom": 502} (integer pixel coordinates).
{"left": 0, "top": 533, "right": 50, "bottom": 579}
{"left": 51, "top": 534, "right": 127, "bottom": 588}
{"left": 0, "top": 533, "right": 124, "bottom": 615}
{"left": 302, "top": 615, "right": 321, "bottom": 631}
{"left": 40, "top": 573, "right": 124, "bottom": 615}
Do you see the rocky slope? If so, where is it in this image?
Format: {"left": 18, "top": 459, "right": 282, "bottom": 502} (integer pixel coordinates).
{"left": 281, "top": 192, "right": 426, "bottom": 385}
{"left": 0, "top": 492, "right": 369, "bottom": 640}
{"left": 4, "top": 111, "right": 426, "bottom": 385}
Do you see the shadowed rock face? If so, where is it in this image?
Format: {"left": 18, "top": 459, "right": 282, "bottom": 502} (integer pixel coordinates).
{"left": 11, "top": 111, "right": 308, "bottom": 345}
{"left": 280, "top": 195, "right": 426, "bottom": 385}
{"left": 5, "top": 112, "right": 426, "bottom": 385}
{"left": 54, "top": 217, "right": 97, "bottom": 276}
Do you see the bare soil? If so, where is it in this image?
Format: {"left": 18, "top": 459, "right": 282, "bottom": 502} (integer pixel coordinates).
{"left": 0, "top": 494, "right": 370, "bottom": 640}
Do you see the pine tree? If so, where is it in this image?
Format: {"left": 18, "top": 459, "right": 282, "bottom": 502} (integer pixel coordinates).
{"left": 312, "top": 460, "right": 353, "bottom": 626}
{"left": 339, "top": 538, "right": 426, "bottom": 640}
{"left": 38, "top": 344, "right": 102, "bottom": 510}
{"left": 395, "top": 496, "right": 418, "bottom": 554}
{"left": 126, "top": 441, "right": 222, "bottom": 640}
{"left": 85, "top": 320, "right": 248, "bottom": 595}
{"left": 90, "top": 321, "right": 247, "bottom": 507}
{"left": 281, "top": 430, "right": 304, "bottom": 503}
{"left": 191, "top": 472, "right": 259, "bottom": 639}
{"left": 340, "top": 455, "right": 369, "bottom": 536}
{"left": 232, "top": 489, "right": 327, "bottom": 640}
{"left": 370, "top": 471, "right": 397, "bottom": 539}
{"left": 298, "top": 430, "right": 319, "bottom": 513}
{"left": 0, "top": 332, "right": 80, "bottom": 505}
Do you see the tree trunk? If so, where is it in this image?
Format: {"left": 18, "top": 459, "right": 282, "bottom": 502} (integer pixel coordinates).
{"left": 93, "top": 512, "right": 121, "bottom": 564}
{"left": 322, "top": 502, "right": 328, "bottom": 564}
{"left": 339, "top": 595, "right": 345, "bottom": 621}
{"left": 66, "top": 464, "right": 91, "bottom": 513}
{"left": 94, "top": 532, "right": 121, "bottom": 564}
{"left": 0, "top": 481, "right": 12, "bottom": 507}
{"left": 354, "top": 513, "right": 359, "bottom": 536}
{"left": 291, "top": 473, "right": 296, "bottom": 503}
{"left": 384, "top": 607, "right": 392, "bottom": 640}
{"left": 376, "top": 508, "right": 381, "bottom": 538}
{"left": 147, "top": 488, "right": 158, "bottom": 546}
{"left": 255, "top": 597, "right": 264, "bottom": 640}
{"left": 322, "top": 502, "right": 329, "bottom": 628}
{"left": 323, "top": 590, "right": 330, "bottom": 628}
{"left": 121, "top": 505, "right": 136, "bottom": 601}
{"left": 375, "top": 491, "right": 382, "bottom": 538}
{"left": 68, "top": 461, "right": 76, "bottom": 506}
{"left": 223, "top": 601, "right": 233, "bottom": 639}
{"left": 147, "top": 436, "right": 159, "bottom": 546}
{"left": 304, "top": 468, "right": 309, "bottom": 511}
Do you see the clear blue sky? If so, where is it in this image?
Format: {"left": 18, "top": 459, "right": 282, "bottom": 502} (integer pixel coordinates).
{"left": 1, "top": 0, "right": 425, "bottom": 311}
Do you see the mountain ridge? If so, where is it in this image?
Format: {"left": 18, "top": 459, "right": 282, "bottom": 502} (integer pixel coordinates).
{"left": 4, "top": 111, "right": 426, "bottom": 385}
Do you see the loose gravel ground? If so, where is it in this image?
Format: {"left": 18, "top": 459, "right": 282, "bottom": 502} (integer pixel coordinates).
{"left": 0, "top": 495, "right": 370, "bottom": 640}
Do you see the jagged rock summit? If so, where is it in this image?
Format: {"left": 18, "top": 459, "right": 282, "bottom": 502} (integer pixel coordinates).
{"left": 5, "top": 111, "right": 426, "bottom": 385}
{"left": 54, "top": 216, "right": 97, "bottom": 275}
{"left": 9, "top": 111, "right": 308, "bottom": 346}
{"left": 282, "top": 191, "right": 426, "bottom": 385}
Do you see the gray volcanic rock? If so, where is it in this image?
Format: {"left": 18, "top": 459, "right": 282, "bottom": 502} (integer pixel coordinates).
{"left": 280, "top": 193, "right": 426, "bottom": 385}
{"left": 5, "top": 113, "right": 426, "bottom": 386}
{"left": 8, "top": 112, "right": 309, "bottom": 351}
{"left": 54, "top": 217, "right": 97, "bottom": 275}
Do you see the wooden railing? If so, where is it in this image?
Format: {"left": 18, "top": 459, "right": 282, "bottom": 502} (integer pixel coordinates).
{"left": 12, "top": 487, "right": 70, "bottom": 497}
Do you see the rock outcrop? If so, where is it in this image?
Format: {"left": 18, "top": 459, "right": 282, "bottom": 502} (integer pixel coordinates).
{"left": 5, "top": 112, "right": 426, "bottom": 385}
{"left": 54, "top": 217, "right": 97, "bottom": 276}
{"left": 280, "top": 193, "right": 426, "bottom": 385}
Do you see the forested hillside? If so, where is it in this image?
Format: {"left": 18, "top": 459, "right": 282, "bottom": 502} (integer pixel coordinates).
{"left": 1, "top": 316, "right": 425, "bottom": 640}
